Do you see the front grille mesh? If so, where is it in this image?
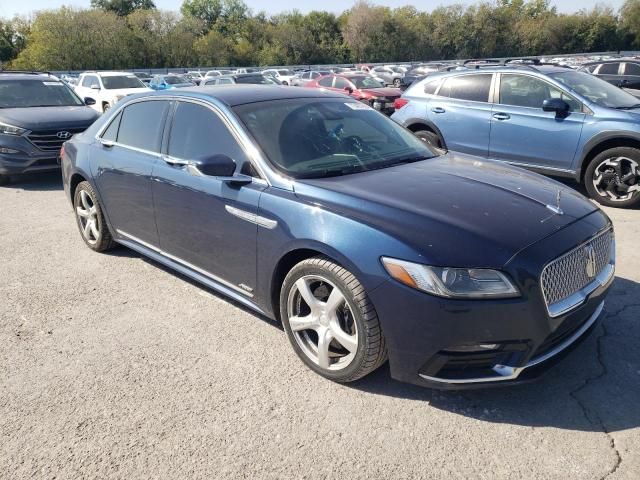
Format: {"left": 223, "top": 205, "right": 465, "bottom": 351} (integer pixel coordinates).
{"left": 541, "top": 229, "right": 613, "bottom": 307}
{"left": 27, "top": 127, "right": 87, "bottom": 152}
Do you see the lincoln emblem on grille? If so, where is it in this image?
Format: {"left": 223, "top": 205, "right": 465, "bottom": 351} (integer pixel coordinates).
{"left": 56, "top": 131, "right": 71, "bottom": 139}
{"left": 584, "top": 244, "right": 597, "bottom": 279}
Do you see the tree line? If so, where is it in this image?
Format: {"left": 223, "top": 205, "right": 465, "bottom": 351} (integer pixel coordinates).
{"left": 1, "top": 0, "right": 640, "bottom": 71}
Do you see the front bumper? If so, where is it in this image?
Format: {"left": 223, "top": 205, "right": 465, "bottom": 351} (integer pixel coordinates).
{"left": 368, "top": 212, "right": 614, "bottom": 389}
{"left": 0, "top": 150, "right": 60, "bottom": 176}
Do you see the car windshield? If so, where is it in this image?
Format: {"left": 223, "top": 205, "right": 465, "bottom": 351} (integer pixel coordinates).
{"left": 549, "top": 71, "right": 640, "bottom": 109}
{"left": 278, "top": 69, "right": 294, "bottom": 75}
{"left": 0, "top": 79, "right": 84, "bottom": 108}
{"left": 350, "top": 76, "right": 384, "bottom": 88}
{"left": 234, "top": 98, "right": 436, "bottom": 179}
{"left": 102, "top": 75, "right": 146, "bottom": 90}
{"left": 165, "top": 76, "right": 189, "bottom": 85}
{"left": 236, "top": 75, "right": 278, "bottom": 85}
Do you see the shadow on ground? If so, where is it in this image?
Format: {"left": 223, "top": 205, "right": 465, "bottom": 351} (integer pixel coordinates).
{"left": 350, "top": 276, "right": 640, "bottom": 434}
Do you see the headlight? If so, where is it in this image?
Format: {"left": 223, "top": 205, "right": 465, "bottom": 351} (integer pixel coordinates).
{"left": 0, "top": 121, "right": 27, "bottom": 136}
{"left": 381, "top": 257, "right": 520, "bottom": 299}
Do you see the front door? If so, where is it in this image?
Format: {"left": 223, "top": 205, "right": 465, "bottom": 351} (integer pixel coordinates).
{"left": 489, "top": 73, "right": 585, "bottom": 172}
{"left": 152, "top": 100, "right": 266, "bottom": 294}
{"left": 91, "top": 99, "right": 170, "bottom": 246}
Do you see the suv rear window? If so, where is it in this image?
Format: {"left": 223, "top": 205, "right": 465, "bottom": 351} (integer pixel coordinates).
{"left": 0, "top": 79, "right": 84, "bottom": 108}
{"left": 625, "top": 63, "right": 640, "bottom": 76}
{"left": 439, "top": 74, "right": 492, "bottom": 102}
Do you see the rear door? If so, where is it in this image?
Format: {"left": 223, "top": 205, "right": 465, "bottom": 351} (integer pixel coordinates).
{"left": 152, "top": 100, "right": 266, "bottom": 293}
{"left": 489, "top": 73, "right": 585, "bottom": 171}
{"left": 622, "top": 62, "right": 640, "bottom": 97}
{"left": 594, "top": 62, "right": 623, "bottom": 87}
{"left": 91, "top": 99, "right": 170, "bottom": 246}
{"left": 426, "top": 73, "right": 493, "bottom": 157}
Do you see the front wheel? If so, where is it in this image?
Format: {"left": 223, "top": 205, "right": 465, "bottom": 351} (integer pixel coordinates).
{"left": 102, "top": 103, "right": 111, "bottom": 113}
{"left": 393, "top": 78, "right": 401, "bottom": 87}
{"left": 73, "top": 181, "right": 115, "bottom": 252}
{"left": 584, "top": 147, "right": 640, "bottom": 208}
{"left": 280, "top": 257, "right": 387, "bottom": 383}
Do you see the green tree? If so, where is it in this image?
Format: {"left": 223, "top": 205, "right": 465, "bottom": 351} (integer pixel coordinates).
{"left": 91, "top": 0, "right": 156, "bottom": 17}
{"left": 181, "top": 0, "right": 222, "bottom": 32}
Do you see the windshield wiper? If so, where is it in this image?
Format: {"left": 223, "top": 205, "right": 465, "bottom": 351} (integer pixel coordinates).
{"left": 615, "top": 104, "right": 640, "bottom": 110}
{"left": 298, "top": 164, "right": 365, "bottom": 179}
{"left": 383, "top": 154, "right": 434, "bottom": 166}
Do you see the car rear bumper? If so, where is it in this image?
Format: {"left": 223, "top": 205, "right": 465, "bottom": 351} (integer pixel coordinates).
{"left": 367, "top": 214, "right": 614, "bottom": 389}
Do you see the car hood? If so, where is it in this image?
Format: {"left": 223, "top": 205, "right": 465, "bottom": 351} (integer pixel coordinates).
{"left": 0, "top": 106, "right": 99, "bottom": 131}
{"left": 362, "top": 87, "right": 402, "bottom": 98}
{"left": 293, "top": 152, "right": 598, "bottom": 268}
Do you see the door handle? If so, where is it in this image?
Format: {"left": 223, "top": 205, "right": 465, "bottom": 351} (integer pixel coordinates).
{"left": 493, "top": 113, "right": 511, "bottom": 121}
{"left": 431, "top": 107, "right": 446, "bottom": 114}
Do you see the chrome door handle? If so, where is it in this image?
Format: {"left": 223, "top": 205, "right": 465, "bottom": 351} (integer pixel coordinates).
{"left": 431, "top": 107, "right": 446, "bottom": 114}
{"left": 493, "top": 113, "right": 511, "bottom": 121}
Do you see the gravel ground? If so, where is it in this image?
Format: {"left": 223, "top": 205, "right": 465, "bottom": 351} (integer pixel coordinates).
{"left": 1, "top": 172, "right": 639, "bottom": 479}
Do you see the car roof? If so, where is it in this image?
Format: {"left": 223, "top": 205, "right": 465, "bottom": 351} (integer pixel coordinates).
{"left": 82, "top": 71, "right": 135, "bottom": 77}
{"left": 0, "top": 73, "right": 54, "bottom": 81}
{"left": 150, "top": 84, "right": 346, "bottom": 107}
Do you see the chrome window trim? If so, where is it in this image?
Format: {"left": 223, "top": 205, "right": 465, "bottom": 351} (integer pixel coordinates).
{"left": 419, "top": 301, "right": 604, "bottom": 385}
{"left": 94, "top": 94, "right": 278, "bottom": 187}
{"left": 504, "top": 160, "right": 576, "bottom": 175}
{"left": 116, "top": 229, "right": 252, "bottom": 297}
{"left": 541, "top": 228, "right": 615, "bottom": 318}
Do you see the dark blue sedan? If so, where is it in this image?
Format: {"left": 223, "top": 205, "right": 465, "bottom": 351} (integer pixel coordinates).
{"left": 61, "top": 85, "right": 615, "bottom": 388}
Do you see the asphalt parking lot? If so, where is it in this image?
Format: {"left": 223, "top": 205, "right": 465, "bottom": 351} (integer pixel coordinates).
{"left": 1, "top": 172, "right": 639, "bottom": 479}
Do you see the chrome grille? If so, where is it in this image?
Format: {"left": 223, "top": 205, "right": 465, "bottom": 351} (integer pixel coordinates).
{"left": 27, "top": 127, "right": 87, "bottom": 152}
{"left": 541, "top": 229, "right": 613, "bottom": 308}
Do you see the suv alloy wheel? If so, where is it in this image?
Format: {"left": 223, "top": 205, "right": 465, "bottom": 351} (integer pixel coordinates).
{"left": 584, "top": 147, "right": 640, "bottom": 208}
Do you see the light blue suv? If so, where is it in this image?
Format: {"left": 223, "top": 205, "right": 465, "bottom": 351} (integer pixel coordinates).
{"left": 392, "top": 63, "right": 640, "bottom": 208}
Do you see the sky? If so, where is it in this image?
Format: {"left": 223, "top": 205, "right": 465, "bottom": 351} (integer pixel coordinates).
{"left": 0, "top": 0, "right": 628, "bottom": 18}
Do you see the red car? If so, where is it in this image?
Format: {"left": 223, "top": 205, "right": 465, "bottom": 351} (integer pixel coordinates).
{"left": 306, "top": 74, "right": 401, "bottom": 115}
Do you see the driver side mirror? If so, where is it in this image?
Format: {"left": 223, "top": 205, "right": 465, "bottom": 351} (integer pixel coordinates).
{"left": 84, "top": 97, "right": 96, "bottom": 106}
{"left": 542, "top": 98, "right": 570, "bottom": 116}
{"left": 194, "top": 154, "right": 252, "bottom": 184}
{"left": 344, "top": 86, "right": 353, "bottom": 94}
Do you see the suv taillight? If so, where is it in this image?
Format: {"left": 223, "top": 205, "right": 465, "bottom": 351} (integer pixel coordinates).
{"left": 394, "top": 98, "right": 409, "bottom": 110}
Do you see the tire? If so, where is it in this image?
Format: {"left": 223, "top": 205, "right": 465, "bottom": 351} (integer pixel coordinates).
{"left": 280, "top": 256, "right": 387, "bottom": 383}
{"left": 584, "top": 147, "right": 640, "bottom": 208}
{"left": 0, "top": 174, "right": 9, "bottom": 186}
{"left": 102, "top": 103, "right": 110, "bottom": 113}
{"left": 73, "top": 181, "right": 115, "bottom": 252}
{"left": 414, "top": 129, "right": 446, "bottom": 154}
{"left": 393, "top": 78, "right": 401, "bottom": 87}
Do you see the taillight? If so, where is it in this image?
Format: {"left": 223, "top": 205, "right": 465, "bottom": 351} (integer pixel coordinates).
{"left": 394, "top": 98, "right": 409, "bottom": 110}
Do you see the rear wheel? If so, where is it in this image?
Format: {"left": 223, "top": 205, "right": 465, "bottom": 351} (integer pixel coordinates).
{"left": 102, "top": 103, "right": 110, "bottom": 113}
{"left": 414, "top": 129, "right": 446, "bottom": 154}
{"left": 584, "top": 147, "right": 640, "bottom": 208}
{"left": 393, "top": 78, "right": 401, "bottom": 87}
{"left": 280, "top": 256, "right": 387, "bottom": 383}
{"left": 73, "top": 181, "right": 115, "bottom": 252}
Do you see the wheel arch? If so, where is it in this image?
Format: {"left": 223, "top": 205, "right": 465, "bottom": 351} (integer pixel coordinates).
{"left": 269, "top": 243, "right": 368, "bottom": 323}
{"left": 69, "top": 172, "right": 87, "bottom": 203}
{"left": 403, "top": 119, "right": 448, "bottom": 150}
{"left": 578, "top": 132, "right": 640, "bottom": 182}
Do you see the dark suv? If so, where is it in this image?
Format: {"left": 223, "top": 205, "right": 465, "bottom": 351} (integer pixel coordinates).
{"left": 579, "top": 59, "right": 640, "bottom": 97}
{"left": 0, "top": 72, "right": 99, "bottom": 185}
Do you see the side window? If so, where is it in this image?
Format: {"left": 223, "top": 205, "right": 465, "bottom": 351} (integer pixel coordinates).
{"left": 439, "top": 74, "right": 492, "bottom": 102}
{"left": 424, "top": 79, "right": 441, "bottom": 95}
{"left": 101, "top": 111, "right": 122, "bottom": 141}
{"left": 318, "top": 76, "right": 333, "bottom": 87}
{"left": 499, "top": 74, "right": 580, "bottom": 111}
{"left": 333, "top": 77, "right": 350, "bottom": 89}
{"left": 82, "top": 75, "right": 97, "bottom": 87}
{"left": 168, "top": 102, "right": 249, "bottom": 169}
{"left": 598, "top": 63, "right": 620, "bottom": 75}
{"left": 218, "top": 78, "right": 233, "bottom": 84}
{"left": 117, "top": 100, "right": 169, "bottom": 153}
{"left": 624, "top": 63, "right": 640, "bottom": 76}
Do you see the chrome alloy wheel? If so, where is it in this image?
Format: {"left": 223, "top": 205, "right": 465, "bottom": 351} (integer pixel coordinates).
{"left": 75, "top": 190, "right": 100, "bottom": 245}
{"left": 287, "top": 275, "right": 358, "bottom": 371}
{"left": 592, "top": 156, "right": 640, "bottom": 202}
